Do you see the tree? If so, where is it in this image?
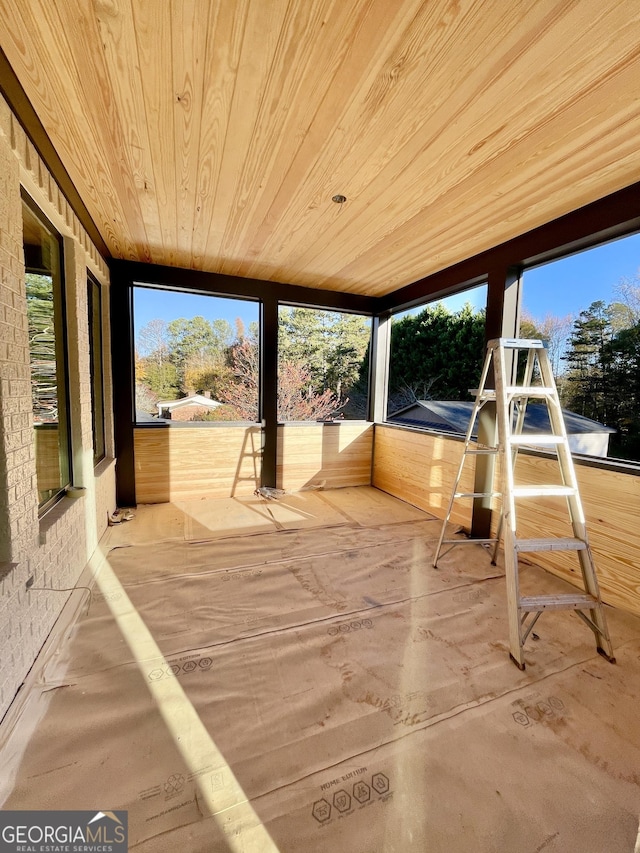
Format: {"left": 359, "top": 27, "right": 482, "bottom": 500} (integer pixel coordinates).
{"left": 614, "top": 274, "right": 640, "bottom": 325}
{"left": 604, "top": 321, "right": 640, "bottom": 459}
{"left": 387, "top": 303, "right": 485, "bottom": 413}
{"left": 144, "top": 361, "right": 180, "bottom": 400}
{"left": 519, "top": 310, "right": 573, "bottom": 398}
{"left": 325, "top": 313, "right": 371, "bottom": 399}
{"left": 218, "top": 332, "right": 345, "bottom": 421}
{"left": 136, "top": 318, "right": 170, "bottom": 363}
{"left": 563, "top": 301, "right": 614, "bottom": 422}
{"left": 278, "top": 308, "right": 370, "bottom": 407}
{"left": 277, "top": 361, "right": 344, "bottom": 421}
{"left": 26, "top": 273, "right": 58, "bottom": 422}
{"left": 167, "top": 316, "right": 232, "bottom": 389}
{"left": 218, "top": 336, "right": 260, "bottom": 420}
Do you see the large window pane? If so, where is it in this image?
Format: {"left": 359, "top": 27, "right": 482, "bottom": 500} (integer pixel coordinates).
{"left": 88, "top": 273, "right": 105, "bottom": 463}
{"left": 387, "top": 285, "right": 487, "bottom": 427}
{"left": 134, "top": 287, "right": 259, "bottom": 422}
{"left": 23, "top": 196, "right": 71, "bottom": 507}
{"left": 522, "top": 232, "right": 640, "bottom": 461}
{"left": 277, "top": 307, "right": 371, "bottom": 421}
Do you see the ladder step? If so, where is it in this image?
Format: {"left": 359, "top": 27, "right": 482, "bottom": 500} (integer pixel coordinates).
{"left": 515, "top": 537, "right": 587, "bottom": 553}
{"left": 465, "top": 447, "right": 499, "bottom": 455}
{"left": 506, "top": 386, "right": 557, "bottom": 398}
{"left": 476, "top": 386, "right": 557, "bottom": 401}
{"left": 511, "top": 485, "right": 576, "bottom": 497}
{"left": 509, "top": 435, "right": 564, "bottom": 446}
{"left": 519, "top": 593, "right": 598, "bottom": 612}
{"left": 490, "top": 338, "right": 545, "bottom": 350}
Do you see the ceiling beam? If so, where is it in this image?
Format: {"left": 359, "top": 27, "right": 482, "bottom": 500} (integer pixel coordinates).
{"left": 109, "top": 259, "right": 377, "bottom": 315}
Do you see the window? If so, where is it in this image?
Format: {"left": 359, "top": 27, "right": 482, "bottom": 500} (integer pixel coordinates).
{"left": 386, "top": 284, "right": 487, "bottom": 429}
{"left": 88, "top": 273, "right": 105, "bottom": 464}
{"left": 277, "top": 307, "right": 372, "bottom": 421}
{"left": 22, "top": 194, "right": 71, "bottom": 509}
{"left": 133, "top": 287, "right": 260, "bottom": 423}
{"left": 522, "top": 232, "right": 640, "bottom": 462}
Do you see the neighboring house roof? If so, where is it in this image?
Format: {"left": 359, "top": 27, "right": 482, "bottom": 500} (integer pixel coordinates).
{"left": 388, "top": 400, "right": 616, "bottom": 436}
{"left": 156, "top": 393, "right": 222, "bottom": 414}
{"left": 136, "top": 409, "right": 165, "bottom": 423}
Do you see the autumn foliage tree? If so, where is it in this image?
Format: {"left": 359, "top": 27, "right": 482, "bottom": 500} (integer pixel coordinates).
{"left": 216, "top": 334, "right": 344, "bottom": 421}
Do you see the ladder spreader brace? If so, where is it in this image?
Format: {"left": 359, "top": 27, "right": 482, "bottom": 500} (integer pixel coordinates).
{"left": 433, "top": 338, "right": 615, "bottom": 670}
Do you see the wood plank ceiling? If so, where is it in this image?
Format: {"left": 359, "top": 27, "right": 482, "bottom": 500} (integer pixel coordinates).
{"left": 1, "top": 0, "right": 640, "bottom": 297}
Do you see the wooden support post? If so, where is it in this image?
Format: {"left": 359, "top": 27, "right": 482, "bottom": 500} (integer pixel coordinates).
{"left": 471, "top": 266, "right": 521, "bottom": 538}
{"left": 260, "top": 298, "right": 278, "bottom": 488}
{"left": 368, "top": 313, "right": 391, "bottom": 423}
{"left": 109, "top": 274, "right": 137, "bottom": 507}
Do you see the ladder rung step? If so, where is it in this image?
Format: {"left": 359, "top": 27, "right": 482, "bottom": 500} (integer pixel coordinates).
{"left": 505, "top": 386, "right": 557, "bottom": 398}
{"left": 514, "top": 537, "right": 587, "bottom": 552}
{"left": 454, "top": 492, "right": 502, "bottom": 499}
{"left": 511, "top": 485, "right": 576, "bottom": 497}
{"left": 465, "top": 447, "right": 499, "bottom": 455}
{"left": 490, "top": 338, "right": 545, "bottom": 350}
{"left": 509, "top": 435, "right": 563, "bottom": 446}
{"left": 476, "top": 386, "right": 557, "bottom": 401}
{"left": 519, "top": 593, "right": 598, "bottom": 612}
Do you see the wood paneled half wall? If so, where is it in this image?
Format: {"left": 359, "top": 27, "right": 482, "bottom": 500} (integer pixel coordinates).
{"left": 373, "top": 424, "right": 640, "bottom": 618}
{"left": 373, "top": 424, "right": 475, "bottom": 528}
{"left": 134, "top": 422, "right": 374, "bottom": 503}
{"left": 134, "top": 426, "right": 262, "bottom": 503}
{"left": 277, "top": 423, "right": 373, "bottom": 492}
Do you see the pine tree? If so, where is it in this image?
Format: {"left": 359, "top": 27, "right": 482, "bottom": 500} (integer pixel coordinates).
{"left": 563, "top": 301, "right": 613, "bottom": 422}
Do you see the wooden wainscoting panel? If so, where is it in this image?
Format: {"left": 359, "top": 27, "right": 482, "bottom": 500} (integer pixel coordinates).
{"left": 372, "top": 425, "right": 474, "bottom": 528}
{"left": 277, "top": 423, "right": 373, "bottom": 492}
{"left": 374, "top": 425, "right": 640, "bottom": 616}
{"left": 134, "top": 426, "right": 261, "bottom": 503}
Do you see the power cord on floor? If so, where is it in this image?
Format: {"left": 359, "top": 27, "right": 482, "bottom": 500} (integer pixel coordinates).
{"left": 27, "top": 585, "right": 94, "bottom": 612}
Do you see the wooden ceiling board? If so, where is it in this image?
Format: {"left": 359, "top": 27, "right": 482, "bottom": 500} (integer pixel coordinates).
{"left": 246, "top": 1, "right": 640, "bottom": 292}
{"left": 214, "top": 0, "right": 424, "bottom": 277}
{"left": 1, "top": 0, "right": 639, "bottom": 298}
{"left": 94, "top": 0, "right": 166, "bottom": 264}
{"left": 345, "top": 48, "right": 640, "bottom": 293}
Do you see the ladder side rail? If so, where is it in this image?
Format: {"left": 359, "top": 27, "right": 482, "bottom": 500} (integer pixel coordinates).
{"left": 493, "top": 341, "right": 525, "bottom": 668}
{"left": 491, "top": 346, "right": 538, "bottom": 564}
{"left": 536, "top": 347, "right": 614, "bottom": 659}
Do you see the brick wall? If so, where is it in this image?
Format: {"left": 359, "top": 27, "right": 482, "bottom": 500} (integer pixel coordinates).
{"left": 0, "top": 93, "right": 116, "bottom": 721}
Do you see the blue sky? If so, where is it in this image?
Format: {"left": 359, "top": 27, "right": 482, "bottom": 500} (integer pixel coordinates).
{"left": 133, "top": 286, "right": 259, "bottom": 337}
{"left": 523, "top": 231, "right": 640, "bottom": 320}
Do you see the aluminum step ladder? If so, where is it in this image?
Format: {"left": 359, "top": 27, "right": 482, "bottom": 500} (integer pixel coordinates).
{"left": 433, "top": 337, "right": 615, "bottom": 670}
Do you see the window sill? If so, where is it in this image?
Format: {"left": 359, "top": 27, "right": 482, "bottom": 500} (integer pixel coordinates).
{"left": 94, "top": 456, "right": 116, "bottom": 477}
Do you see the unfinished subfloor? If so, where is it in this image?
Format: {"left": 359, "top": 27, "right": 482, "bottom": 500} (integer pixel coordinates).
{"left": 1, "top": 486, "right": 640, "bottom": 852}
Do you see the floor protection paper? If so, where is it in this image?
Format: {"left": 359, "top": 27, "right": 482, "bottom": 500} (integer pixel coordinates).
{"left": 1, "top": 487, "right": 640, "bottom": 852}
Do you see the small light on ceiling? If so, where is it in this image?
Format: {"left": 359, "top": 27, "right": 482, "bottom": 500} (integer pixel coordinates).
{"left": 332, "top": 194, "right": 347, "bottom": 204}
